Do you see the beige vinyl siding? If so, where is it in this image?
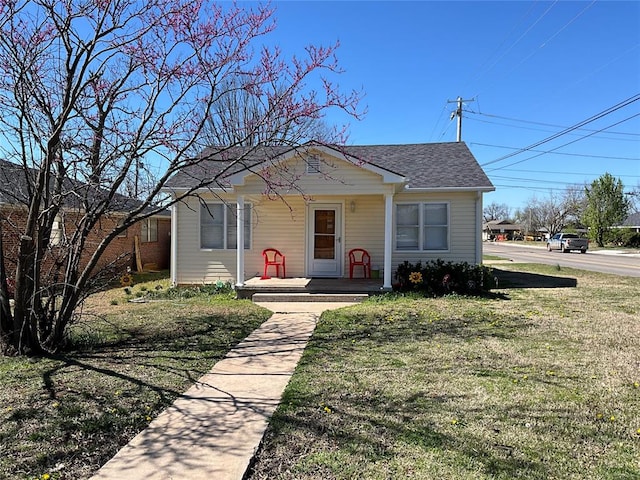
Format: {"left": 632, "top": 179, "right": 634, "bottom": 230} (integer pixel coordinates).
{"left": 238, "top": 153, "right": 388, "bottom": 196}
{"left": 249, "top": 195, "right": 307, "bottom": 278}
{"left": 391, "top": 191, "right": 477, "bottom": 271}
{"left": 343, "top": 195, "right": 385, "bottom": 273}
{"left": 175, "top": 195, "right": 236, "bottom": 284}
{"left": 175, "top": 193, "right": 309, "bottom": 283}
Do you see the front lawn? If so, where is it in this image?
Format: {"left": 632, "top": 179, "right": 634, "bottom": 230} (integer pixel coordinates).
{"left": 248, "top": 264, "right": 640, "bottom": 479}
{"left": 0, "top": 275, "right": 272, "bottom": 480}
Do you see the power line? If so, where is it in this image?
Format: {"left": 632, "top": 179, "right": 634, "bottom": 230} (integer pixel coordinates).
{"left": 467, "top": 111, "right": 640, "bottom": 137}
{"left": 467, "top": 116, "right": 640, "bottom": 142}
{"left": 487, "top": 112, "right": 640, "bottom": 172}
{"left": 470, "top": 142, "right": 640, "bottom": 161}
{"left": 490, "top": 174, "right": 586, "bottom": 186}
{"left": 461, "top": 1, "right": 540, "bottom": 92}
{"left": 491, "top": 167, "right": 640, "bottom": 178}
{"left": 481, "top": 93, "right": 640, "bottom": 168}
{"left": 502, "top": 1, "right": 596, "bottom": 79}
{"left": 427, "top": 101, "right": 450, "bottom": 142}
{"left": 468, "top": 1, "right": 560, "bottom": 98}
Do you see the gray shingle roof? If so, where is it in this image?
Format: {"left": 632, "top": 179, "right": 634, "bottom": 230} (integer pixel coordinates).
{"left": 165, "top": 142, "right": 494, "bottom": 191}
{"left": 621, "top": 212, "right": 640, "bottom": 227}
{"left": 0, "top": 159, "right": 163, "bottom": 215}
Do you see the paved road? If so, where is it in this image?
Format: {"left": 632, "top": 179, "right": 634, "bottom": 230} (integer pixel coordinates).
{"left": 483, "top": 242, "right": 640, "bottom": 277}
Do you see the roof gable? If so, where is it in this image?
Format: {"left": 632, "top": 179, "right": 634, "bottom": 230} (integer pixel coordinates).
{"left": 226, "top": 145, "right": 405, "bottom": 187}
{"left": 164, "top": 142, "right": 495, "bottom": 192}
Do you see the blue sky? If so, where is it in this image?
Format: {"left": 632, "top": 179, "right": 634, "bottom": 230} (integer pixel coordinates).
{"left": 266, "top": 0, "right": 640, "bottom": 212}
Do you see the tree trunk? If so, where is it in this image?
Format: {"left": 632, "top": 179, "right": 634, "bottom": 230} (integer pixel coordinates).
{"left": 0, "top": 222, "right": 15, "bottom": 354}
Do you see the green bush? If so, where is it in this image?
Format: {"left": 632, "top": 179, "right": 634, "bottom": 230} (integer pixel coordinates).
{"left": 620, "top": 230, "right": 640, "bottom": 248}
{"left": 148, "top": 280, "right": 234, "bottom": 300}
{"left": 607, "top": 228, "right": 640, "bottom": 248}
{"left": 394, "top": 259, "right": 497, "bottom": 296}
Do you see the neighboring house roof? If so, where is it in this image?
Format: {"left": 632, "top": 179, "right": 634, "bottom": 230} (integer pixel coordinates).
{"left": 0, "top": 159, "right": 167, "bottom": 217}
{"left": 620, "top": 212, "right": 640, "bottom": 227}
{"left": 164, "top": 141, "right": 495, "bottom": 191}
{"left": 483, "top": 220, "right": 522, "bottom": 231}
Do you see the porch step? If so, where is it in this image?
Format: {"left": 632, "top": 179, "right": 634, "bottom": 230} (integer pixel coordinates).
{"left": 252, "top": 292, "right": 369, "bottom": 303}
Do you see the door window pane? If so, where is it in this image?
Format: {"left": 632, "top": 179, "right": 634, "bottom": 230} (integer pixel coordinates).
{"left": 314, "top": 210, "right": 335, "bottom": 259}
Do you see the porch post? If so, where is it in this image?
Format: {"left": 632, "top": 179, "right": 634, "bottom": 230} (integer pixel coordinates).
{"left": 476, "top": 191, "right": 483, "bottom": 264}
{"left": 235, "top": 195, "right": 245, "bottom": 287}
{"left": 170, "top": 201, "right": 178, "bottom": 286}
{"left": 383, "top": 193, "right": 393, "bottom": 290}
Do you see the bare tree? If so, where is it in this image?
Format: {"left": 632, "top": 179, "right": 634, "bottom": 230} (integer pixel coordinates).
{"left": 202, "top": 74, "right": 334, "bottom": 147}
{"left": 0, "top": 0, "right": 361, "bottom": 355}
{"left": 483, "top": 202, "right": 511, "bottom": 222}
{"left": 627, "top": 184, "right": 640, "bottom": 214}
{"left": 526, "top": 193, "right": 569, "bottom": 237}
{"left": 517, "top": 186, "right": 587, "bottom": 239}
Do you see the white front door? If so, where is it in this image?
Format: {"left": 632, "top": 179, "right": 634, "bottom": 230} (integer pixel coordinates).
{"left": 307, "top": 204, "right": 342, "bottom": 277}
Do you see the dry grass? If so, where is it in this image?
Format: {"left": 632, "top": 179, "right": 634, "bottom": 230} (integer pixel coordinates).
{"left": 0, "top": 274, "right": 271, "bottom": 480}
{"left": 248, "top": 264, "right": 640, "bottom": 480}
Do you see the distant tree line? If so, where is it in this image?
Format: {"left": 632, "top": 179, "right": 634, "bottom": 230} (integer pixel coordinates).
{"left": 484, "top": 173, "right": 638, "bottom": 247}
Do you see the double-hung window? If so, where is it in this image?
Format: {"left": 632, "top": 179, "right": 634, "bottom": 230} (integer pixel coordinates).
{"left": 141, "top": 218, "right": 158, "bottom": 243}
{"left": 200, "top": 203, "right": 251, "bottom": 250}
{"left": 395, "top": 202, "right": 449, "bottom": 251}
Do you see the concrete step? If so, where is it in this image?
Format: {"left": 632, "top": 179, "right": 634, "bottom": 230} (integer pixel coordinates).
{"left": 252, "top": 292, "right": 368, "bottom": 303}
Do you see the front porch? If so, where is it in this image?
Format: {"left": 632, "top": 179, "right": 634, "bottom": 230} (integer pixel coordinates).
{"left": 236, "top": 276, "right": 386, "bottom": 300}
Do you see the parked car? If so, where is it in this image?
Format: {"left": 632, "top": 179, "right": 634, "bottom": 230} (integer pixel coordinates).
{"left": 546, "top": 233, "right": 588, "bottom": 253}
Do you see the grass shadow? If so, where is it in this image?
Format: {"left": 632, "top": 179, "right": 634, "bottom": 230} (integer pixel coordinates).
{"left": 492, "top": 268, "right": 577, "bottom": 288}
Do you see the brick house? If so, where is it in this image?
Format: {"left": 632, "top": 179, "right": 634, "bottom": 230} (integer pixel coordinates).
{"left": 0, "top": 160, "right": 170, "bottom": 279}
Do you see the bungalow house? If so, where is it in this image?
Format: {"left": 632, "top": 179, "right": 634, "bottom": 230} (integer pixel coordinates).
{"left": 163, "top": 142, "right": 494, "bottom": 290}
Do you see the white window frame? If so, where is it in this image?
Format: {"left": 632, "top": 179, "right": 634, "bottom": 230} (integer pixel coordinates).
{"left": 50, "top": 214, "right": 64, "bottom": 246}
{"left": 116, "top": 218, "right": 128, "bottom": 238}
{"left": 394, "top": 202, "right": 450, "bottom": 252}
{"left": 200, "top": 202, "right": 251, "bottom": 250}
{"left": 141, "top": 218, "right": 158, "bottom": 243}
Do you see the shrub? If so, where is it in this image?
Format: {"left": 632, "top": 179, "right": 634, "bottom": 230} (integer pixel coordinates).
{"left": 607, "top": 228, "right": 640, "bottom": 248}
{"left": 394, "top": 259, "right": 497, "bottom": 296}
{"left": 620, "top": 230, "right": 640, "bottom": 248}
{"left": 149, "top": 280, "right": 234, "bottom": 300}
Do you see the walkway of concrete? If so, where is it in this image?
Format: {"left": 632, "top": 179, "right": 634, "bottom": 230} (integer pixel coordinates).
{"left": 90, "top": 301, "right": 357, "bottom": 480}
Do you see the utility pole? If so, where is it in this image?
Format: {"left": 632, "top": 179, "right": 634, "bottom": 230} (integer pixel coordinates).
{"left": 447, "top": 96, "right": 475, "bottom": 142}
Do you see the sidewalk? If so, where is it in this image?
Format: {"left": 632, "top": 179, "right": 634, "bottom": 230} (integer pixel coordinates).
{"left": 89, "top": 301, "right": 357, "bottom": 480}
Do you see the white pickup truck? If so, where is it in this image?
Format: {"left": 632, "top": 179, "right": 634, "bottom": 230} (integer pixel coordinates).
{"left": 546, "top": 233, "right": 589, "bottom": 253}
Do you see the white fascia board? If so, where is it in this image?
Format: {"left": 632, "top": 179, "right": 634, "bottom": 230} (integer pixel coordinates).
{"left": 161, "top": 186, "right": 231, "bottom": 197}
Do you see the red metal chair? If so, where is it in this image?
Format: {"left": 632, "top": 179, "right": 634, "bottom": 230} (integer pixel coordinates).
{"left": 262, "top": 248, "right": 286, "bottom": 279}
{"left": 348, "top": 248, "right": 371, "bottom": 279}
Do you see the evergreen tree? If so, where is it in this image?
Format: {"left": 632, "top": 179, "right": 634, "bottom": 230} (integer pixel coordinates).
{"left": 582, "top": 173, "right": 629, "bottom": 247}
